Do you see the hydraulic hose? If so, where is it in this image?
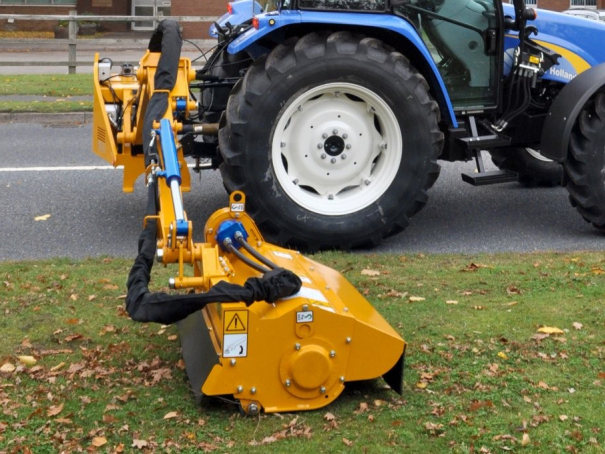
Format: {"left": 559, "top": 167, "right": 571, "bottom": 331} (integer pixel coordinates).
{"left": 234, "top": 231, "right": 278, "bottom": 271}
{"left": 222, "top": 238, "right": 271, "bottom": 274}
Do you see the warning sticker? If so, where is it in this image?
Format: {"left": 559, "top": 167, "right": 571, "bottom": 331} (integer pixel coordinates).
{"left": 224, "top": 310, "right": 248, "bottom": 333}
{"left": 223, "top": 334, "right": 248, "bottom": 357}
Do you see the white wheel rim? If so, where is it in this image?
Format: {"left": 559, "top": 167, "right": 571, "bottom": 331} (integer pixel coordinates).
{"left": 525, "top": 147, "right": 553, "bottom": 163}
{"left": 271, "top": 83, "right": 402, "bottom": 216}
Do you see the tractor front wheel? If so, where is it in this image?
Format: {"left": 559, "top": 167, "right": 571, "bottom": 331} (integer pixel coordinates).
{"left": 218, "top": 32, "right": 443, "bottom": 250}
{"left": 564, "top": 91, "right": 605, "bottom": 231}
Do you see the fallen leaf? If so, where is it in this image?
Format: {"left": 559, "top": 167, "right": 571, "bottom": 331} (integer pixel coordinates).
{"left": 163, "top": 411, "right": 178, "bottom": 419}
{"left": 559, "top": 415, "right": 568, "bottom": 421}
{"left": 416, "top": 382, "right": 428, "bottom": 389}
{"left": 469, "top": 400, "right": 494, "bottom": 411}
{"left": 538, "top": 326, "right": 564, "bottom": 334}
{"left": 0, "top": 363, "right": 16, "bottom": 373}
{"left": 91, "top": 437, "right": 107, "bottom": 447}
{"left": 132, "top": 439, "right": 148, "bottom": 449}
{"left": 446, "top": 300, "right": 458, "bottom": 305}
{"left": 17, "top": 355, "right": 36, "bottom": 366}
{"left": 361, "top": 269, "right": 380, "bottom": 277}
{"left": 473, "top": 305, "right": 486, "bottom": 310}
{"left": 324, "top": 412, "right": 336, "bottom": 421}
{"left": 572, "top": 322, "right": 583, "bottom": 330}
{"left": 34, "top": 214, "right": 51, "bottom": 221}
{"left": 497, "top": 352, "right": 508, "bottom": 360}
{"left": 47, "top": 403, "right": 64, "bottom": 417}
{"left": 342, "top": 438, "right": 353, "bottom": 447}
{"left": 409, "top": 296, "right": 426, "bottom": 303}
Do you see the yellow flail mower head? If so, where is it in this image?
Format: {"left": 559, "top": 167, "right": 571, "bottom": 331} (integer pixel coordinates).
{"left": 92, "top": 19, "right": 406, "bottom": 415}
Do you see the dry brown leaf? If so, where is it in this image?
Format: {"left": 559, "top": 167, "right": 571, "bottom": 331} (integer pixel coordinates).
{"left": 368, "top": 414, "right": 375, "bottom": 422}
{"left": 324, "top": 412, "right": 336, "bottom": 421}
{"left": 559, "top": 415, "right": 568, "bottom": 421}
{"left": 537, "top": 326, "right": 564, "bottom": 334}
{"left": 91, "top": 437, "right": 107, "bottom": 447}
{"left": 0, "top": 363, "right": 15, "bottom": 373}
{"left": 47, "top": 403, "right": 64, "bottom": 417}
{"left": 446, "top": 300, "right": 458, "bottom": 305}
{"left": 343, "top": 438, "right": 353, "bottom": 447}
{"left": 88, "top": 295, "right": 97, "bottom": 301}
{"left": 416, "top": 382, "right": 428, "bottom": 389}
{"left": 132, "top": 439, "right": 148, "bottom": 449}
{"left": 34, "top": 214, "right": 51, "bottom": 221}
{"left": 354, "top": 402, "right": 369, "bottom": 414}
{"left": 163, "top": 411, "right": 178, "bottom": 419}
{"left": 361, "top": 269, "right": 380, "bottom": 277}
{"left": 473, "top": 305, "right": 486, "bottom": 310}
{"left": 572, "top": 322, "right": 583, "bottom": 330}
{"left": 469, "top": 400, "right": 494, "bottom": 411}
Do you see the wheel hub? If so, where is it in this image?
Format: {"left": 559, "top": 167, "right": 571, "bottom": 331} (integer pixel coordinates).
{"left": 324, "top": 135, "right": 345, "bottom": 156}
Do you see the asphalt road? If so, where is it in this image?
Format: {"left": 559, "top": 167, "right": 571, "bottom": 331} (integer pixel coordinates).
{"left": 1, "top": 122, "right": 603, "bottom": 261}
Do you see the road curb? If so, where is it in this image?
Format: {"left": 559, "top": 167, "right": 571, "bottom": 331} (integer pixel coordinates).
{"left": 0, "top": 111, "right": 92, "bottom": 125}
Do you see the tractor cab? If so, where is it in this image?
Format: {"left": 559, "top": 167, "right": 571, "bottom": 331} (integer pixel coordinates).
{"left": 394, "top": 0, "right": 501, "bottom": 110}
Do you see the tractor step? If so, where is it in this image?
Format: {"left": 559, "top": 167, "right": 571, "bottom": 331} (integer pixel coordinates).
{"left": 461, "top": 170, "right": 518, "bottom": 186}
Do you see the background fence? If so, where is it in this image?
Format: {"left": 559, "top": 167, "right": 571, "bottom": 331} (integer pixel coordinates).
{"left": 0, "top": 11, "right": 217, "bottom": 73}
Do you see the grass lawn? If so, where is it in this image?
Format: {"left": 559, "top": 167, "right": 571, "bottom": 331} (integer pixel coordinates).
{"left": 1, "top": 252, "right": 604, "bottom": 452}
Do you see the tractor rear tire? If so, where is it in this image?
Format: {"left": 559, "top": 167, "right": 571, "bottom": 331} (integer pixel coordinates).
{"left": 489, "top": 147, "right": 562, "bottom": 186}
{"left": 564, "top": 91, "right": 605, "bottom": 231}
{"left": 218, "top": 32, "right": 443, "bottom": 250}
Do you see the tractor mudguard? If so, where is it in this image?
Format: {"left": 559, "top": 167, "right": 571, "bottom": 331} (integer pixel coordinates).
{"left": 209, "top": 0, "right": 262, "bottom": 38}
{"left": 540, "top": 62, "right": 605, "bottom": 162}
{"left": 227, "top": 9, "right": 457, "bottom": 125}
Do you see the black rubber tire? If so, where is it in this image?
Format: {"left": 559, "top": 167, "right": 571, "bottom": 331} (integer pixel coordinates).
{"left": 564, "top": 91, "right": 605, "bottom": 231}
{"left": 489, "top": 147, "right": 562, "bottom": 187}
{"left": 218, "top": 31, "right": 443, "bottom": 250}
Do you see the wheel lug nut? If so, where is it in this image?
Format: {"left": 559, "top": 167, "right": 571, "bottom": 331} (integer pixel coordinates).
{"left": 365, "top": 179, "right": 371, "bottom": 185}
{"left": 317, "top": 143, "right": 323, "bottom": 149}
{"left": 328, "top": 194, "right": 334, "bottom": 200}
{"left": 342, "top": 134, "right": 348, "bottom": 139}
{"left": 280, "top": 142, "right": 286, "bottom": 148}
{"left": 332, "top": 129, "right": 338, "bottom": 135}
{"left": 330, "top": 158, "right": 337, "bottom": 164}
{"left": 322, "top": 133, "right": 328, "bottom": 139}
{"left": 341, "top": 154, "right": 347, "bottom": 160}
{"left": 321, "top": 153, "right": 327, "bottom": 159}
{"left": 346, "top": 144, "right": 352, "bottom": 149}
{"left": 293, "top": 179, "right": 299, "bottom": 185}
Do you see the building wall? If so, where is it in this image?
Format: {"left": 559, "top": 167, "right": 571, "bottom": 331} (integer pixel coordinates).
{"left": 76, "top": 0, "right": 131, "bottom": 32}
{"left": 0, "top": 6, "right": 74, "bottom": 32}
{"left": 172, "top": 0, "right": 227, "bottom": 39}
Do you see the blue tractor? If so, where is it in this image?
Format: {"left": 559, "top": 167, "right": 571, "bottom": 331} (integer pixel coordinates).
{"left": 187, "top": 0, "right": 605, "bottom": 249}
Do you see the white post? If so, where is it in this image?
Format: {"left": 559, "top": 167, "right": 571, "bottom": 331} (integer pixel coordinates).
{"left": 68, "top": 10, "right": 77, "bottom": 74}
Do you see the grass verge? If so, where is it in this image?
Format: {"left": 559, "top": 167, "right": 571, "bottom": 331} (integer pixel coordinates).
{"left": 1, "top": 252, "right": 604, "bottom": 453}
{"left": 0, "top": 74, "right": 93, "bottom": 97}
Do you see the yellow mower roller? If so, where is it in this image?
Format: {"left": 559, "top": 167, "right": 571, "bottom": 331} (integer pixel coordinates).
{"left": 92, "top": 20, "right": 405, "bottom": 414}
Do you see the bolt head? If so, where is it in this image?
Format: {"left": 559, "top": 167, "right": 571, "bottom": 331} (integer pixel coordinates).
{"left": 251, "top": 387, "right": 257, "bottom": 394}
{"left": 340, "top": 376, "right": 345, "bottom": 383}
{"left": 280, "top": 142, "right": 286, "bottom": 148}
{"left": 341, "top": 154, "right": 347, "bottom": 160}
{"left": 302, "top": 304, "right": 309, "bottom": 311}
{"left": 247, "top": 403, "right": 260, "bottom": 415}
{"left": 322, "top": 133, "right": 328, "bottom": 139}
{"left": 285, "top": 379, "right": 291, "bottom": 387}
{"left": 297, "top": 105, "right": 303, "bottom": 111}
{"left": 320, "top": 386, "right": 326, "bottom": 394}
{"left": 346, "top": 337, "right": 352, "bottom": 343}
{"left": 342, "top": 133, "right": 348, "bottom": 139}
{"left": 328, "top": 194, "right": 334, "bottom": 200}
{"left": 330, "top": 350, "right": 336, "bottom": 358}
{"left": 230, "top": 359, "right": 236, "bottom": 366}
{"left": 317, "top": 143, "right": 323, "bottom": 149}
{"left": 330, "top": 158, "right": 337, "bottom": 164}
{"left": 364, "top": 179, "right": 371, "bottom": 186}
{"left": 293, "top": 179, "right": 299, "bottom": 185}
{"left": 295, "top": 343, "right": 301, "bottom": 351}
{"left": 332, "top": 129, "right": 338, "bottom": 135}
{"left": 321, "top": 153, "right": 327, "bottom": 159}
{"left": 345, "top": 144, "right": 352, "bottom": 149}
{"left": 237, "top": 386, "right": 243, "bottom": 393}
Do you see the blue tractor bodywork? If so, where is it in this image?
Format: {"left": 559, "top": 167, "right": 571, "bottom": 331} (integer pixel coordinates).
{"left": 189, "top": 0, "right": 605, "bottom": 249}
